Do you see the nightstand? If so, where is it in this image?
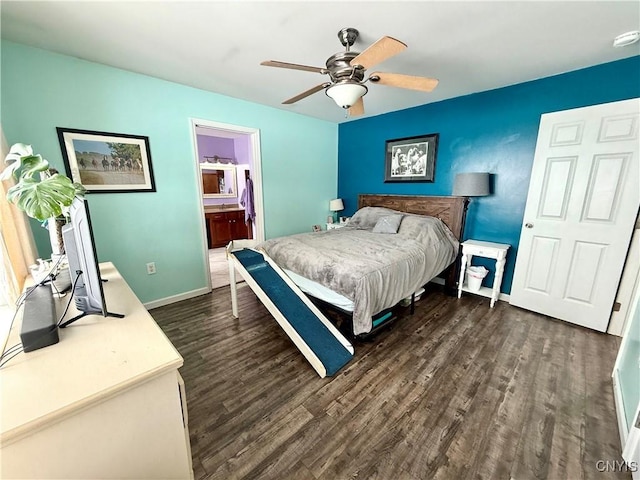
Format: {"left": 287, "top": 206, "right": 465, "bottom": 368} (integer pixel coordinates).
{"left": 458, "top": 240, "right": 510, "bottom": 308}
{"left": 326, "top": 223, "right": 345, "bottom": 230}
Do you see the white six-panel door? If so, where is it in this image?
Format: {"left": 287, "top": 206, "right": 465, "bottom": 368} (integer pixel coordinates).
{"left": 510, "top": 98, "right": 639, "bottom": 332}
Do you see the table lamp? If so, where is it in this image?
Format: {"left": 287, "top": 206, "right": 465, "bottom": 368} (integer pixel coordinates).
{"left": 329, "top": 198, "right": 344, "bottom": 223}
{"left": 453, "top": 172, "right": 490, "bottom": 241}
{"left": 452, "top": 172, "right": 490, "bottom": 197}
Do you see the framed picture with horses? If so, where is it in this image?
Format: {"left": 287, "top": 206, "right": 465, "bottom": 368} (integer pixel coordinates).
{"left": 57, "top": 127, "right": 156, "bottom": 193}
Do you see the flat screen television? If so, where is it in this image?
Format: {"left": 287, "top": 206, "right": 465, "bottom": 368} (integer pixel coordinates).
{"left": 60, "top": 197, "right": 123, "bottom": 328}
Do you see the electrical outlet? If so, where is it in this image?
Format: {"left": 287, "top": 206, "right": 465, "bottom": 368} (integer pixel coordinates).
{"left": 146, "top": 262, "right": 156, "bottom": 275}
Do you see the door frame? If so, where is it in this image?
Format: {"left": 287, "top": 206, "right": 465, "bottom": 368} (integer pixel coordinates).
{"left": 190, "top": 118, "right": 264, "bottom": 291}
{"left": 612, "top": 276, "right": 640, "bottom": 472}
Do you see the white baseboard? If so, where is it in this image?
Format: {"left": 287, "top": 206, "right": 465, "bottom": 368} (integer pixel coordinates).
{"left": 144, "top": 279, "right": 511, "bottom": 311}
{"left": 429, "top": 278, "right": 510, "bottom": 303}
{"left": 144, "top": 287, "right": 210, "bottom": 310}
{"left": 459, "top": 284, "right": 511, "bottom": 303}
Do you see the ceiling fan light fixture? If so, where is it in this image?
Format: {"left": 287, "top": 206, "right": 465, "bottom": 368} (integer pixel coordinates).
{"left": 325, "top": 82, "right": 367, "bottom": 109}
{"left": 613, "top": 30, "right": 640, "bottom": 47}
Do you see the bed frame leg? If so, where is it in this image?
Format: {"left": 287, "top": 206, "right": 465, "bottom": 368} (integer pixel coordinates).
{"left": 410, "top": 292, "right": 415, "bottom": 315}
{"left": 227, "top": 242, "right": 239, "bottom": 318}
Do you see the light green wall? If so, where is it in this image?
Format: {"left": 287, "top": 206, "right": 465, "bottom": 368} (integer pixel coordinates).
{"left": 1, "top": 41, "right": 338, "bottom": 303}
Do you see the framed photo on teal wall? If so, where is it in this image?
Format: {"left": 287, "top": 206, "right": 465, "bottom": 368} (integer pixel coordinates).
{"left": 57, "top": 127, "right": 156, "bottom": 193}
{"left": 384, "top": 133, "right": 438, "bottom": 183}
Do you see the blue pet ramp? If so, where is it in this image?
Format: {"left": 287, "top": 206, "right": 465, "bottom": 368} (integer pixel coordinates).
{"left": 227, "top": 244, "right": 354, "bottom": 378}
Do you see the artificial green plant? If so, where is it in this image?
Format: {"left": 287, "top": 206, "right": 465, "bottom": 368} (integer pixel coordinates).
{"left": 1, "top": 143, "right": 85, "bottom": 221}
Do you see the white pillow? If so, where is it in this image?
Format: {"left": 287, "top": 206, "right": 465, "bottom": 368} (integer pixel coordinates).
{"left": 372, "top": 214, "right": 404, "bottom": 234}
{"left": 348, "top": 206, "right": 401, "bottom": 230}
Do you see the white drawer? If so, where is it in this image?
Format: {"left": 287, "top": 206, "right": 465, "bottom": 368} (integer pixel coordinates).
{"left": 464, "top": 247, "right": 498, "bottom": 258}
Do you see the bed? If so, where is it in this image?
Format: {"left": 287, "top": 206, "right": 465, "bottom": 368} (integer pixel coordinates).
{"left": 258, "top": 194, "right": 467, "bottom": 336}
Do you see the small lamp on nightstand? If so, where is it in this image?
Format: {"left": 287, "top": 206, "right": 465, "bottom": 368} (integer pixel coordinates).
{"left": 453, "top": 172, "right": 490, "bottom": 240}
{"left": 329, "top": 198, "right": 344, "bottom": 223}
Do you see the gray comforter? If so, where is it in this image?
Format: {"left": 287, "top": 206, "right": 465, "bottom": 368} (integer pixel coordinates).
{"left": 258, "top": 209, "right": 459, "bottom": 335}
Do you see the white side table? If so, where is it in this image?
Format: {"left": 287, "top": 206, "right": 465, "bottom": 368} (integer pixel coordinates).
{"left": 458, "top": 240, "right": 510, "bottom": 308}
{"left": 326, "top": 223, "right": 345, "bottom": 230}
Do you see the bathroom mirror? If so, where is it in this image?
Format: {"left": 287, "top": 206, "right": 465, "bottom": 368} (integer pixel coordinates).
{"left": 200, "top": 163, "right": 237, "bottom": 198}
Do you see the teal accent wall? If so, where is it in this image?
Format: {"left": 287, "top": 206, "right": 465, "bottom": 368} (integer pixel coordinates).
{"left": 1, "top": 41, "right": 337, "bottom": 303}
{"left": 338, "top": 56, "right": 640, "bottom": 294}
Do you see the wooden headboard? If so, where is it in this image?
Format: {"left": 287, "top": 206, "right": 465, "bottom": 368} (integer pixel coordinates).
{"left": 358, "top": 194, "right": 468, "bottom": 241}
{"left": 358, "top": 194, "right": 468, "bottom": 293}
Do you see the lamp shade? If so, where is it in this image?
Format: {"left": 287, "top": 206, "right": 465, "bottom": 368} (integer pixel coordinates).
{"left": 329, "top": 198, "right": 344, "bottom": 211}
{"left": 326, "top": 83, "right": 367, "bottom": 109}
{"left": 453, "top": 173, "right": 490, "bottom": 196}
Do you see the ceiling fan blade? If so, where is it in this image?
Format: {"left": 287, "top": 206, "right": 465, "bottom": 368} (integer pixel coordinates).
{"left": 370, "top": 72, "right": 439, "bottom": 92}
{"left": 348, "top": 97, "right": 365, "bottom": 117}
{"left": 261, "top": 60, "right": 327, "bottom": 74}
{"left": 350, "top": 36, "right": 407, "bottom": 70}
{"left": 282, "top": 83, "right": 330, "bottom": 105}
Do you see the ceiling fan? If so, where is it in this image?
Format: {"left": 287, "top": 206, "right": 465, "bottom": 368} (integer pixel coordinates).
{"left": 261, "top": 27, "right": 439, "bottom": 117}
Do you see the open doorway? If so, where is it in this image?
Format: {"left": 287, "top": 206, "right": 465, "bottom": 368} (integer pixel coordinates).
{"left": 191, "top": 119, "right": 264, "bottom": 291}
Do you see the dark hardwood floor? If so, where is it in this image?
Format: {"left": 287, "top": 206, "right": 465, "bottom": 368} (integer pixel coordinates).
{"left": 150, "top": 283, "right": 628, "bottom": 480}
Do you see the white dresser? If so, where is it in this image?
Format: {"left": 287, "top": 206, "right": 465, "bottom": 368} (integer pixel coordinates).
{"left": 0, "top": 263, "right": 193, "bottom": 479}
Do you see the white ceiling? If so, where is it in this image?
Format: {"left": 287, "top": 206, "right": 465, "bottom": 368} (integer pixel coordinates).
{"left": 2, "top": 1, "right": 639, "bottom": 123}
